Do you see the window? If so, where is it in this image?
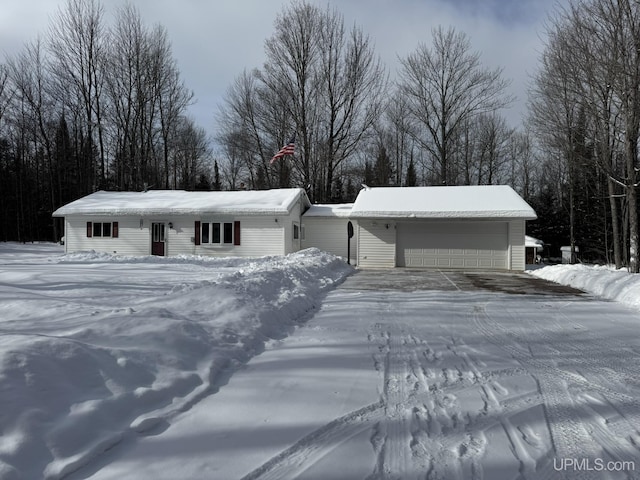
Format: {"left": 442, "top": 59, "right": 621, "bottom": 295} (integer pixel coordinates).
{"left": 152, "top": 223, "right": 165, "bottom": 242}
{"left": 197, "top": 221, "right": 240, "bottom": 246}
{"left": 212, "top": 223, "right": 220, "bottom": 243}
{"left": 223, "top": 222, "right": 233, "bottom": 244}
{"left": 87, "top": 222, "right": 118, "bottom": 238}
{"left": 202, "top": 223, "right": 210, "bottom": 243}
{"left": 293, "top": 223, "right": 300, "bottom": 240}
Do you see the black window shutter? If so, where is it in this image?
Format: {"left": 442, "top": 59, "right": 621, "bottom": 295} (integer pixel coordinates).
{"left": 194, "top": 221, "right": 201, "bottom": 245}
{"left": 86, "top": 222, "right": 92, "bottom": 237}
{"left": 112, "top": 222, "right": 119, "bottom": 238}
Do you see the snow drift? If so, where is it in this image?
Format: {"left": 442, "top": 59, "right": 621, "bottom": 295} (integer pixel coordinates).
{"left": 0, "top": 244, "right": 352, "bottom": 480}
{"left": 530, "top": 263, "right": 640, "bottom": 311}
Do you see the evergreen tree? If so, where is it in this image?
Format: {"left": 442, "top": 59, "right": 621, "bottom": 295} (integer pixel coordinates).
{"left": 373, "top": 146, "right": 393, "bottom": 186}
{"left": 53, "top": 114, "right": 74, "bottom": 204}
{"left": 213, "top": 160, "right": 222, "bottom": 190}
{"left": 345, "top": 177, "right": 357, "bottom": 202}
{"left": 255, "top": 164, "right": 267, "bottom": 190}
{"left": 527, "top": 186, "right": 568, "bottom": 261}
{"left": 363, "top": 161, "right": 374, "bottom": 185}
{"left": 332, "top": 176, "right": 344, "bottom": 202}
{"left": 194, "top": 174, "right": 211, "bottom": 191}
{"left": 277, "top": 160, "right": 291, "bottom": 189}
{"left": 405, "top": 157, "right": 418, "bottom": 186}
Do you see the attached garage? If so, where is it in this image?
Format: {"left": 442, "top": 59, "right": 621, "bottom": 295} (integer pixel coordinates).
{"left": 351, "top": 185, "right": 536, "bottom": 271}
{"left": 396, "top": 221, "right": 509, "bottom": 268}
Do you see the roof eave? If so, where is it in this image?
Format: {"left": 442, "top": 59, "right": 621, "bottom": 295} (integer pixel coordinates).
{"left": 349, "top": 211, "right": 538, "bottom": 220}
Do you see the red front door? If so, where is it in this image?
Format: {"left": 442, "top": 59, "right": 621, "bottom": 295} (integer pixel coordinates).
{"left": 152, "top": 223, "right": 166, "bottom": 256}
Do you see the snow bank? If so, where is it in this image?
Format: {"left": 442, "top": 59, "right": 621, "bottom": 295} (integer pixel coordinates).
{"left": 0, "top": 245, "right": 352, "bottom": 480}
{"left": 530, "top": 264, "right": 640, "bottom": 310}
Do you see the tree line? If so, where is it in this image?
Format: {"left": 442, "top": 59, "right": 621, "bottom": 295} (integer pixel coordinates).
{"left": 216, "top": 3, "right": 526, "bottom": 203}
{"left": 0, "top": 0, "right": 211, "bottom": 242}
{"left": 528, "top": 0, "right": 640, "bottom": 272}
{"left": 1, "top": 0, "right": 639, "bottom": 271}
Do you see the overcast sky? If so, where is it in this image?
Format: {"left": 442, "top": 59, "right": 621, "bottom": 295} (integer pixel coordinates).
{"left": 1, "top": 0, "right": 566, "bottom": 145}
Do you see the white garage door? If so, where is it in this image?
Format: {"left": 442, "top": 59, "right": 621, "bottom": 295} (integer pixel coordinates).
{"left": 396, "top": 222, "right": 509, "bottom": 269}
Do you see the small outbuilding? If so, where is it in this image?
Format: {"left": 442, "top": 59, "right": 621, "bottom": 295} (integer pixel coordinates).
{"left": 349, "top": 185, "right": 537, "bottom": 270}
{"left": 53, "top": 188, "right": 311, "bottom": 257}
{"left": 561, "top": 246, "right": 580, "bottom": 264}
{"left": 525, "top": 235, "right": 544, "bottom": 264}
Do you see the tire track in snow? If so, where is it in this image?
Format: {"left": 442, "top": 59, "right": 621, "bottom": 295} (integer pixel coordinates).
{"left": 369, "top": 320, "right": 436, "bottom": 479}
{"left": 502, "top": 304, "right": 640, "bottom": 478}
{"left": 241, "top": 295, "right": 395, "bottom": 480}
{"left": 368, "top": 317, "right": 499, "bottom": 480}
{"left": 472, "top": 303, "right": 606, "bottom": 480}
{"left": 246, "top": 293, "right": 628, "bottom": 480}
{"left": 239, "top": 402, "right": 384, "bottom": 480}
{"left": 524, "top": 307, "right": 640, "bottom": 394}
{"left": 367, "top": 296, "right": 418, "bottom": 479}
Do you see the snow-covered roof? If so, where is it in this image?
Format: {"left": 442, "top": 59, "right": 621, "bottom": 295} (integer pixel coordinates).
{"left": 302, "top": 204, "right": 354, "bottom": 218}
{"left": 350, "top": 185, "right": 537, "bottom": 219}
{"left": 525, "top": 235, "right": 544, "bottom": 250}
{"left": 52, "top": 188, "right": 310, "bottom": 217}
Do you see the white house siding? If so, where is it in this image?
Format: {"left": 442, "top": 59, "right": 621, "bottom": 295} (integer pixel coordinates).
{"left": 509, "top": 220, "right": 526, "bottom": 271}
{"left": 65, "top": 216, "right": 149, "bottom": 256}
{"left": 357, "top": 221, "right": 396, "bottom": 268}
{"left": 301, "top": 217, "right": 357, "bottom": 261}
{"left": 195, "top": 216, "right": 284, "bottom": 258}
{"left": 164, "top": 217, "right": 196, "bottom": 256}
{"left": 283, "top": 199, "right": 306, "bottom": 254}
{"left": 395, "top": 221, "right": 509, "bottom": 270}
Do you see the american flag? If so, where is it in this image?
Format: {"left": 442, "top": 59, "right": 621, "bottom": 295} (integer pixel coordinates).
{"left": 270, "top": 135, "right": 295, "bottom": 164}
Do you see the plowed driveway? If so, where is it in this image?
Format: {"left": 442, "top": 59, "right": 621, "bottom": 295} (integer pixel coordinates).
{"left": 342, "top": 269, "right": 584, "bottom": 295}
{"left": 89, "top": 269, "right": 640, "bottom": 480}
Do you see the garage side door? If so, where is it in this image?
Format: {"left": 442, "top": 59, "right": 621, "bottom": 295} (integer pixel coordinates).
{"left": 396, "top": 222, "right": 509, "bottom": 269}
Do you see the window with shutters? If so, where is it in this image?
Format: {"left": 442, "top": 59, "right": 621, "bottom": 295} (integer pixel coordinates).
{"left": 199, "top": 221, "right": 240, "bottom": 246}
{"left": 87, "top": 222, "right": 118, "bottom": 238}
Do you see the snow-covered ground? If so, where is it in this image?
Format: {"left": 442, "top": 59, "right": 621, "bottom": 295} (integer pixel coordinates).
{"left": 0, "top": 243, "right": 352, "bottom": 480}
{"left": 530, "top": 263, "right": 640, "bottom": 311}
{"left": 2, "top": 244, "right": 640, "bottom": 480}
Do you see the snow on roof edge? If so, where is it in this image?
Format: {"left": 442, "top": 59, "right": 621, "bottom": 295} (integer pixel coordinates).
{"left": 52, "top": 188, "right": 309, "bottom": 217}
{"left": 348, "top": 210, "right": 537, "bottom": 219}
{"left": 302, "top": 204, "right": 354, "bottom": 218}
{"left": 349, "top": 185, "right": 537, "bottom": 220}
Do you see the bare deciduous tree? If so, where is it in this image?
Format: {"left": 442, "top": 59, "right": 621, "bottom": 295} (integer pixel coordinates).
{"left": 0, "top": 0, "right": 208, "bottom": 241}
{"left": 219, "top": 1, "right": 386, "bottom": 201}
{"left": 106, "top": 3, "right": 194, "bottom": 190}
{"left": 0, "top": 65, "right": 11, "bottom": 126}
{"left": 399, "top": 26, "right": 513, "bottom": 185}
{"left": 530, "top": 20, "right": 585, "bottom": 264}
{"left": 261, "top": 1, "right": 321, "bottom": 195}
{"left": 317, "top": 8, "right": 386, "bottom": 199}
{"left": 6, "top": 39, "right": 60, "bottom": 237}
{"left": 531, "top": 0, "right": 639, "bottom": 270}
{"left": 48, "top": 0, "right": 107, "bottom": 189}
